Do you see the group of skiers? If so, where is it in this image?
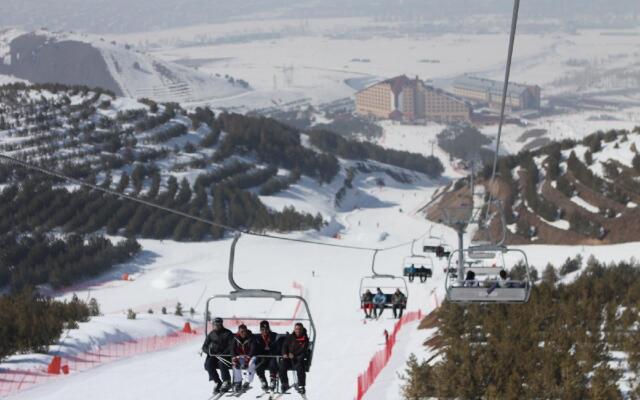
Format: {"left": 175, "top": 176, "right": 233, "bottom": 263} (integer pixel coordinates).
{"left": 360, "top": 287, "right": 406, "bottom": 319}
{"left": 202, "top": 317, "right": 309, "bottom": 396}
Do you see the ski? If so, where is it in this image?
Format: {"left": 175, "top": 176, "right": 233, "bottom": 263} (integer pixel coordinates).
{"left": 226, "top": 385, "right": 251, "bottom": 398}
{"left": 210, "top": 390, "right": 230, "bottom": 400}
{"left": 268, "top": 390, "right": 291, "bottom": 400}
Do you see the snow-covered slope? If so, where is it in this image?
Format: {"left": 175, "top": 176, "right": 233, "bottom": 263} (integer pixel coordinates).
{"left": 0, "top": 30, "right": 249, "bottom": 103}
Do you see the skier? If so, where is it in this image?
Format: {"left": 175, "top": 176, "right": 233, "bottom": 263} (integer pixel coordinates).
{"left": 407, "top": 264, "right": 416, "bottom": 282}
{"left": 279, "top": 322, "right": 309, "bottom": 395}
{"left": 361, "top": 289, "right": 374, "bottom": 319}
{"left": 391, "top": 288, "right": 406, "bottom": 319}
{"left": 418, "top": 266, "right": 429, "bottom": 283}
{"left": 464, "top": 270, "right": 477, "bottom": 287}
{"left": 202, "top": 317, "right": 234, "bottom": 395}
{"left": 372, "top": 288, "right": 387, "bottom": 319}
{"left": 254, "top": 320, "right": 282, "bottom": 392}
{"left": 231, "top": 324, "right": 257, "bottom": 393}
{"left": 487, "top": 269, "right": 509, "bottom": 294}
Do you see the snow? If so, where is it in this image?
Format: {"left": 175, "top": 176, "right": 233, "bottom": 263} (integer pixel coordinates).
{"left": 571, "top": 196, "right": 600, "bottom": 213}
{"left": 3, "top": 163, "right": 451, "bottom": 400}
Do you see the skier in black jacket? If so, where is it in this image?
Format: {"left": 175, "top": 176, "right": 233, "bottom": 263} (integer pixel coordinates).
{"left": 254, "top": 320, "right": 283, "bottom": 392}
{"left": 279, "top": 322, "right": 310, "bottom": 395}
{"left": 202, "top": 317, "right": 234, "bottom": 394}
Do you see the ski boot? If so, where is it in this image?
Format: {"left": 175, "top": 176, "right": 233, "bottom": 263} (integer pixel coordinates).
{"left": 213, "top": 382, "right": 223, "bottom": 394}
{"left": 220, "top": 380, "right": 232, "bottom": 393}
{"left": 269, "top": 377, "right": 278, "bottom": 392}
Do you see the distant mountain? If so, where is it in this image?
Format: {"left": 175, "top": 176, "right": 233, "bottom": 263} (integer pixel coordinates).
{"left": 0, "top": 30, "right": 249, "bottom": 102}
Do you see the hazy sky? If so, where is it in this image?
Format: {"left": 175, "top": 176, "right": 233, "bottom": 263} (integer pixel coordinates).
{"left": 1, "top": 0, "right": 639, "bottom": 34}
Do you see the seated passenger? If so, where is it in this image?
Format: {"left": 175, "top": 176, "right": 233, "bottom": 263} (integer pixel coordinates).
{"left": 407, "top": 264, "right": 417, "bottom": 282}
{"left": 487, "top": 269, "right": 510, "bottom": 294}
{"left": 463, "top": 270, "right": 477, "bottom": 287}
{"left": 391, "top": 289, "right": 406, "bottom": 319}
{"left": 372, "top": 288, "right": 386, "bottom": 319}
{"left": 418, "top": 266, "right": 429, "bottom": 282}
{"left": 361, "top": 289, "right": 374, "bottom": 319}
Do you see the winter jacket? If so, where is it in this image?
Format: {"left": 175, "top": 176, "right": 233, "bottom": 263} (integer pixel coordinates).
{"left": 282, "top": 330, "right": 309, "bottom": 360}
{"left": 232, "top": 331, "right": 256, "bottom": 358}
{"left": 373, "top": 293, "right": 386, "bottom": 305}
{"left": 202, "top": 327, "right": 234, "bottom": 355}
{"left": 253, "top": 331, "right": 282, "bottom": 356}
{"left": 361, "top": 292, "right": 373, "bottom": 304}
{"left": 391, "top": 292, "right": 406, "bottom": 306}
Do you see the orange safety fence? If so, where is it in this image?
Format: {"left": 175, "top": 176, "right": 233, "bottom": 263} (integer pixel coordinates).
{"left": 1, "top": 281, "right": 306, "bottom": 397}
{"left": 0, "top": 328, "right": 200, "bottom": 397}
{"left": 355, "top": 310, "right": 424, "bottom": 400}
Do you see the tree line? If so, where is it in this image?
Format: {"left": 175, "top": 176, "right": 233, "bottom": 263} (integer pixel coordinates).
{"left": 0, "top": 289, "right": 100, "bottom": 361}
{"left": 309, "top": 129, "right": 444, "bottom": 178}
{"left": 403, "top": 256, "right": 640, "bottom": 399}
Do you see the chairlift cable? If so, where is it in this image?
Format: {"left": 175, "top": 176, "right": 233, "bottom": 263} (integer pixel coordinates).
{"left": 0, "top": 152, "right": 429, "bottom": 252}
{"left": 485, "top": 0, "right": 521, "bottom": 220}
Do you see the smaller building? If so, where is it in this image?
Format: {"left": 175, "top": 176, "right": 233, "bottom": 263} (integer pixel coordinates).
{"left": 452, "top": 75, "right": 541, "bottom": 110}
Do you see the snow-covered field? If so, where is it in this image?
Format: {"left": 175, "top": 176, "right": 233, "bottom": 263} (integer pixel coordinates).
{"left": 100, "top": 18, "right": 640, "bottom": 112}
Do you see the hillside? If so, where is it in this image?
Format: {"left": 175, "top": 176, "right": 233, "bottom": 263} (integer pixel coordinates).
{"left": 0, "top": 84, "right": 454, "bottom": 400}
{"left": 0, "top": 82, "right": 444, "bottom": 290}
{"left": 426, "top": 126, "right": 640, "bottom": 245}
{"left": 0, "top": 30, "right": 249, "bottom": 103}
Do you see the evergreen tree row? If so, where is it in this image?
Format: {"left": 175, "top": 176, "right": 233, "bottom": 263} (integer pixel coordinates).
{"left": 0, "top": 232, "right": 140, "bottom": 290}
{"left": 403, "top": 257, "right": 640, "bottom": 399}
{"left": 309, "top": 129, "right": 444, "bottom": 178}
{"left": 0, "top": 289, "right": 98, "bottom": 361}
{"left": 215, "top": 113, "right": 339, "bottom": 183}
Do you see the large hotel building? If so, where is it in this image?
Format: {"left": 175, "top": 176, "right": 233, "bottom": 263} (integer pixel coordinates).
{"left": 355, "top": 75, "right": 471, "bottom": 123}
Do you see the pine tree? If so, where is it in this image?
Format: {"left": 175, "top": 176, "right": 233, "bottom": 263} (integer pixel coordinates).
{"left": 88, "top": 298, "right": 100, "bottom": 316}
{"left": 175, "top": 302, "right": 183, "bottom": 316}
{"left": 127, "top": 309, "right": 137, "bottom": 320}
{"left": 542, "top": 263, "right": 558, "bottom": 284}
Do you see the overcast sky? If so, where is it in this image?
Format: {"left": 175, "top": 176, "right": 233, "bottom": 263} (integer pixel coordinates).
{"left": 1, "top": 0, "right": 639, "bottom": 34}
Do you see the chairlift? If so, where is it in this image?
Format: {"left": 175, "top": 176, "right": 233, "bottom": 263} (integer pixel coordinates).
{"left": 442, "top": 200, "right": 532, "bottom": 304}
{"left": 204, "top": 234, "right": 316, "bottom": 370}
{"left": 359, "top": 250, "right": 409, "bottom": 313}
{"left": 402, "top": 240, "right": 433, "bottom": 282}
{"left": 445, "top": 245, "right": 532, "bottom": 304}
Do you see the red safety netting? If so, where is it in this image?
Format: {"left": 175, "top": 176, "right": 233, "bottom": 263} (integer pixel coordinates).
{"left": 0, "top": 329, "right": 200, "bottom": 397}
{"left": 355, "top": 309, "right": 424, "bottom": 400}
{"left": 0, "top": 281, "right": 306, "bottom": 397}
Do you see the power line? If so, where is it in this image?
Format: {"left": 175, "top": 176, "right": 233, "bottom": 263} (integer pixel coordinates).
{"left": 0, "top": 152, "right": 429, "bottom": 253}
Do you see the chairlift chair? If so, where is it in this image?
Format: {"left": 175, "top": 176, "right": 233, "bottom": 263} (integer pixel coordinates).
{"left": 204, "top": 234, "right": 316, "bottom": 371}
{"left": 445, "top": 245, "right": 532, "bottom": 304}
{"left": 402, "top": 255, "right": 433, "bottom": 282}
{"left": 359, "top": 250, "right": 409, "bottom": 312}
